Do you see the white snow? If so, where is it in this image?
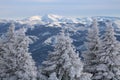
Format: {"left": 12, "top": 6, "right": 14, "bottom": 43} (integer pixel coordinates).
{"left": 42, "top": 32, "right": 51, "bottom": 36}
{"left": 114, "top": 20, "right": 120, "bottom": 28}
{"left": 44, "top": 36, "right": 56, "bottom": 45}
{"left": 41, "top": 14, "right": 62, "bottom": 23}
{"left": 28, "top": 16, "right": 42, "bottom": 21}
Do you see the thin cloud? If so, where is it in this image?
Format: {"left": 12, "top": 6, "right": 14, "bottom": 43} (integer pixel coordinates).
{"left": 0, "top": 0, "right": 57, "bottom": 3}
{"left": 0, "top": 0, "right": 120, "bottom": 18}
{"left": 20, "top": 0, "right": 56, "bottom": 3}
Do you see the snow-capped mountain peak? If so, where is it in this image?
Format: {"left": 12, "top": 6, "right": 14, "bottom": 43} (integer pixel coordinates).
{"left": 46, "top": 14, "right": 62, "bottom": 19}
{"left": 41, "top": 14, "right": 63, "bottom": 23}
{"left": 27, "top": 16, "right": 42, "bottom": 21}
{"left": 41, "top": 14, "right": 80, "bottom": 23}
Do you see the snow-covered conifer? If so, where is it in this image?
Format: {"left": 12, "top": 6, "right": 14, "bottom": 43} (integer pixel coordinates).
{"left": 94, "top": 21, "right": 120, "bottom": 80}
{"left": 0, "top": 23, "right": 37, "bottom": 80}
{"left": 40, "top": 31, "right": 91, "bottom": 80}
{"left": 82, "top": 19, "right": 101, "bottom": 79}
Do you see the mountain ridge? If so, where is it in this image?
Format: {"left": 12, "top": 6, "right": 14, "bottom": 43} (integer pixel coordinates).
{"left": 0, "top": 15, "right": 120, "bottom": 65}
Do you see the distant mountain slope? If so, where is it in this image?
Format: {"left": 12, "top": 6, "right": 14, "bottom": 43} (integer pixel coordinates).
{"left": 0, "top": 15, "right": 120, "bottom": 65}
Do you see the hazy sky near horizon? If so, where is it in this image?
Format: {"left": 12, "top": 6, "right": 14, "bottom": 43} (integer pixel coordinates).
{"left": 0, "top": 0, "right": 120, "bottom": 19}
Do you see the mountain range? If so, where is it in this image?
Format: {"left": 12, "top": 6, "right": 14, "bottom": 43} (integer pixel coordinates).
{"left": 0, "top": 14, "right": 120, "bottom": 65}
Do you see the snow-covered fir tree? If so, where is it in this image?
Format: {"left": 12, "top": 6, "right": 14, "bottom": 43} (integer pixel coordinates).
{"left": 94, "top": 21, "right": 120, "bottom": 80}
{"left": 39, "top": 31, "right": 91, "bottom": 80}
{"left": 0, "top": 24, "right": 37, "bottom": 80}
{"left": 82, "top": 19, "right": 102, "bottom": 79}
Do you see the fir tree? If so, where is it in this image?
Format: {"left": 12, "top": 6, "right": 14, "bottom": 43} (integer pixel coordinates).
{"left": 82, "top": 19, "right": 101, "bottom": 79}
{"left": 40, "top": 31, "right": 91, "bottom": 80}
{"left": 94, "top": 21, "right": 120, "bottom": 80}
{"left": 0, "top": 24, "right": 37, "bottom": 80}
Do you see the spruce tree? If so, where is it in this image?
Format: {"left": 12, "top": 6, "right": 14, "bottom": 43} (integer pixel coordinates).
{"left": 82, "top": 19, "right": 101, "bottom": 79}
{"left": 0, "top": 24, "right": 37, "bottom": 80}
{"left": 94, "top": 21, "right": 120, "bottom": 80}
{"left": 40, "top": 31, "right": 91, "bottom": 80}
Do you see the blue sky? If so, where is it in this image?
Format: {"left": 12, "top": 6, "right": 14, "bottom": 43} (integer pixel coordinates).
{"left": 0, "top": 0, "right": 120, "bottom": 19}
